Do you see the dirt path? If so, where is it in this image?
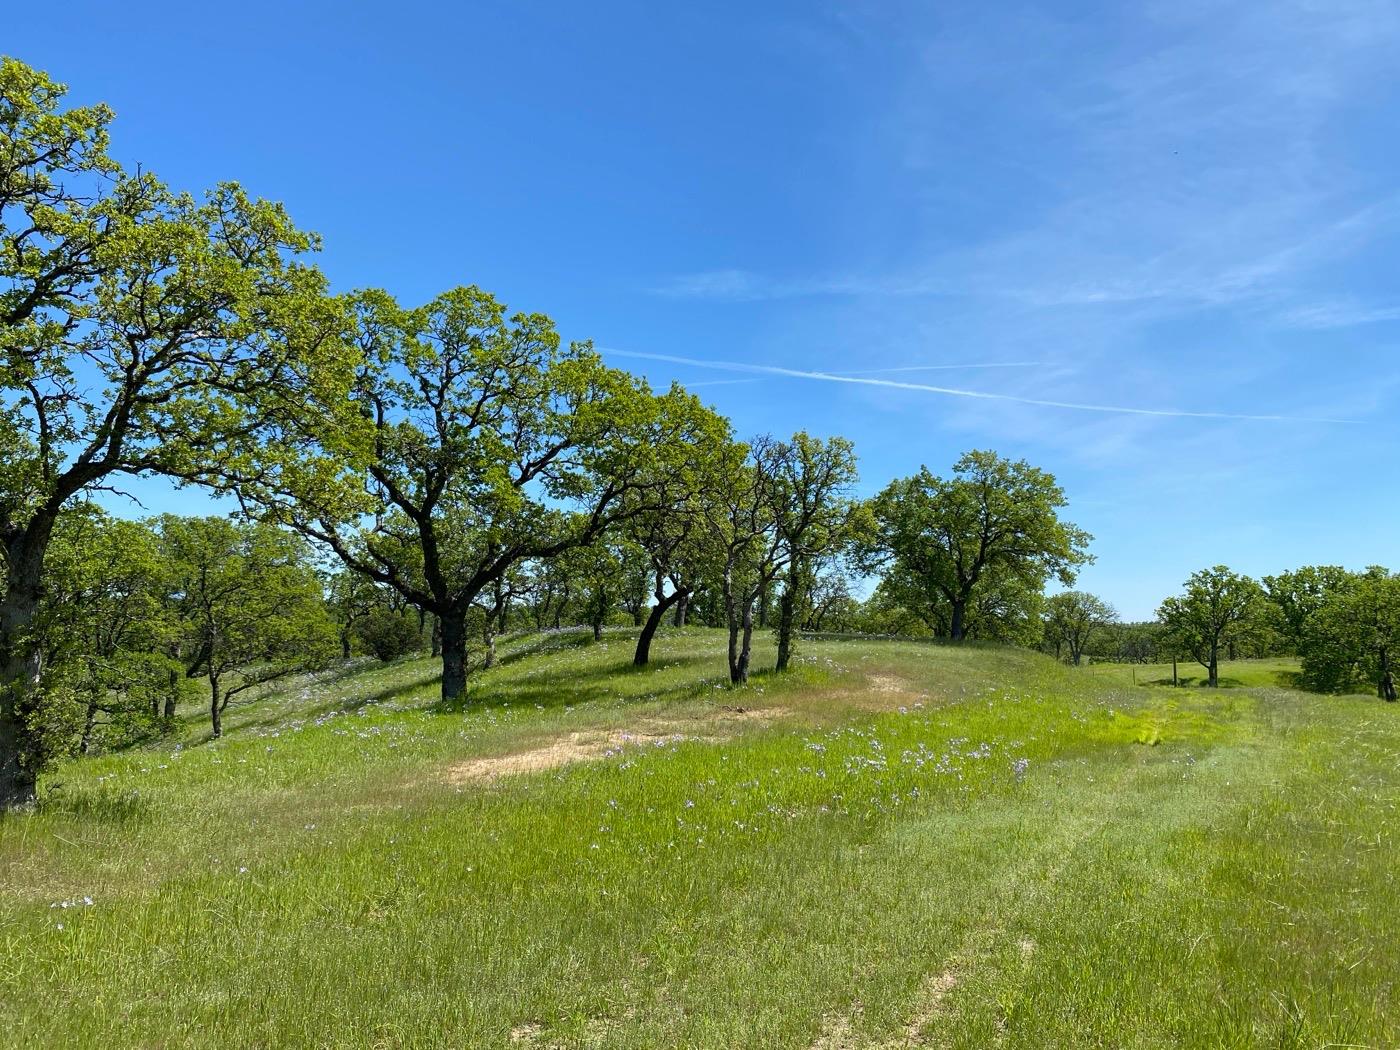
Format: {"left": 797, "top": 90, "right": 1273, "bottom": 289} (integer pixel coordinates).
{"left": 444, "top": 706, "right": 790, "bottom": 784}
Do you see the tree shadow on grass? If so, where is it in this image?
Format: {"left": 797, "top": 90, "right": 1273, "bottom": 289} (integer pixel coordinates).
{"left": 432, "top": 651, "right": 730, "bottom": 715}
{"left": 1141, "top": 675, "right": 1247, "bottom": 689}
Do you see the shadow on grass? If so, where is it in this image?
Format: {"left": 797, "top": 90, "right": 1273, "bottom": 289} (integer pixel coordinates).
{"left": 1141, "top": 675, "right": 1255, "bottom": 690}
{"left": 432, "top": 653, "right": 731, "bottom": 715}
{"left": 36, "top": 783, "right": 151, "bottom": 822}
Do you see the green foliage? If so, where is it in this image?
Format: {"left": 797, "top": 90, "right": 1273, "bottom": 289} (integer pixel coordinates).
{"left": 157, "top": 516, "right": 335, "bottom": 735}
{"left": 1262, "top": 565, "right": 1351, "bottom": 652}
{"left": 35, "top": 509, "right": 181, "bottom": 754}
{"left": 770, "top": 432, "right": 861, "bottom": 669}
{"left": 0, "top": 57, "right": 361, "bottom": 798}
{"left": 1298, "top": 567, "right": 1400, "bottom": 698}
{"left": 865, "top": 450, "right": 1092, "bottom": 641}
{"left": 233, "top": 285, "right": 717, "bottom": 700}
{"left": 1157, "top": 567, "right": 1265, "bottom": 686}
{"left": 1042, "top": 591, "right": 1117, "bottom": 664}
{"left": 354, "top": 606, "right": 423, "bottom": 663}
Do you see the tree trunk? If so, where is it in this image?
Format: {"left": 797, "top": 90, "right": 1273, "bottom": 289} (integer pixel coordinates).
{"left": 635, "top": 590, "right": 684, "bottom": 667}
{"left": 80, "top": 697, "right": 98, "bottom": 755}
{"left": 949, "top": 597, "right": 968, "bottom": 642}
{"left": 209, "top": 673, "right": 223, "bottom": 738}
{"left": 440, "top": 612, "right": 468, "bottom": 703}
{"left": 340, "top": 627, "right": 353, "bottom": 659}
{"left": 164, "top": 666, "right": 180, "bottom": 721}
{"left": 0, "top": 520, "right": 52, "bottom": 807}
{"left": 736, "top": 602, "right": 755, "bottom": 684}
{"left": 673, "top": 592, "right": 688, "bottom": 627}
{"left": 482, "top": 627, "right": 496, "bottom": 670}
{"left": 592, "top": 615, "right": 603, "bottom": 642}
{"left": 1379, "top": 648, "right": 1397, "bottom": 701}
{"left": 430, "top": 615, "right": 442, "bottom": 658}
{"left": 1208, "top": 643, "right": 1219, "bottom": 688}
{"left": 757, "top": 581, "right": 770, "bottom": 630}
{"left": 775, "top": 581, "right": 798, "bottom": 672}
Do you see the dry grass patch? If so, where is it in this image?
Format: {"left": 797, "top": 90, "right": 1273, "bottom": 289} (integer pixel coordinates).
{"left": 445, "top": 704, "right": 793, "bottom": 784}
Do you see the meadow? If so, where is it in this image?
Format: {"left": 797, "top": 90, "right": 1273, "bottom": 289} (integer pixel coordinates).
{"left": 1, "top": 629, "right": 1395, "bottom": 1048}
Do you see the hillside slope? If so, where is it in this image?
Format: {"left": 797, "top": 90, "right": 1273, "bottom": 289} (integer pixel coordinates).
{"left": 1, "top": 629, "right": 1395, "bottom": 1048}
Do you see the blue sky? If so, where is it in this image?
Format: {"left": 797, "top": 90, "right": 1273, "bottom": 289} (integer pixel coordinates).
{"left": 13, "top": 0, "right": 1400, "bottom": 619}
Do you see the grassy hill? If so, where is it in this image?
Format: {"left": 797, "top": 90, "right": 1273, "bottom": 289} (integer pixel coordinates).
{"left": 1, "top": 629, "right": 1396, "bottom": 1048}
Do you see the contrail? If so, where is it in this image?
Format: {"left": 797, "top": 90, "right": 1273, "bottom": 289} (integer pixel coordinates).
{"left": 830, "top": 361, "right": 1045, "bottom": 375}
{"left": 601, "top": 348, "right": 1356, "bottom": 424}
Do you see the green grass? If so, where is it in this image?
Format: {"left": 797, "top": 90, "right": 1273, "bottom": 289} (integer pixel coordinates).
{"left": 1, "top": 629, "right": 1396, "bottom": 1048}
{"left": 1086, "top": 656, "right": 1303, "bottom": 690}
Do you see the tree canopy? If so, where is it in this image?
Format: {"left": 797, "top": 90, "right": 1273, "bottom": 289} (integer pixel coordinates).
{"left": 864, "top": 450, "right": 1092, "bottom": 642}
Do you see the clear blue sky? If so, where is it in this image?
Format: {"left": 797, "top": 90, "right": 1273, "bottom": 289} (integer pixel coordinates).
{"left": 13, "top": 1, "right": 1400, "bottom": 619}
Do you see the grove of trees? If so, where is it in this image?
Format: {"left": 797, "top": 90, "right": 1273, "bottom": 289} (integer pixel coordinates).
{"left": 3, "top": 58, "right": 1393, "bottom": 807}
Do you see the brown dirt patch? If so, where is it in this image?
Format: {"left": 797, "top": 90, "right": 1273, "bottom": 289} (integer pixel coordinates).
{"left": 446, "top": 729, "right": 685, "bottom": 783}
{"left": 869, "top": 674, "right": 910, "bottom": 694}
{"left": 445, "top": 705, "right": 792, "bottom": 784}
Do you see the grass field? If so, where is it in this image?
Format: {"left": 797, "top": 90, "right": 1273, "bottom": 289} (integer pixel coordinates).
{"left": 1, "top": 629, "right": 1396, "bottom": 1048}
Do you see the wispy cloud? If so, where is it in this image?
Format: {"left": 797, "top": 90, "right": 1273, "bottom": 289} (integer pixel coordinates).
{"left": 1279, "top": 299, "right": 1400, "bottom": 329}
{"left": 601, "top": 348, "right": 1356, "bottom": 424}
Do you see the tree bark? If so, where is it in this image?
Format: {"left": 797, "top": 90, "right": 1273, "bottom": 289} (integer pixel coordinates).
{"left": 775, "top": 582, "right": 798, "bottom": 672}
{"left": 80, "top": 697, "right": 98, "bottom": 755}
{"left": 209, "top": 673, "right": 223, "bottom": 738}
{"left": 0, "top": 519, "right": 52, "bottom": 807}
{"left": 949, "top": 597, "right": 968, "bottom": 642}
{"left": 673, "top": 592, "right": 688, "bottom": 627}
{"left": 635, "top": 590, "right": 684, "bottom": 667}
{"left": 1379, "top": 649, "right": 1397, "bottom": 701}
{"left": 440, "top": 612, "right": 468, "bottom": 703}
{"left": 1208, "top": 643, "right": 1219, "bottom": 688}
{"left": 736, "top": 602, "right": 755, "bottom": 684}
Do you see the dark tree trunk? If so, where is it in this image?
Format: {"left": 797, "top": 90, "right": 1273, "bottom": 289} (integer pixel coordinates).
{"left": 80, "top": 698, "right": 98, "bottom": 755}
{"left": 209, "top": 673, "right": 223, "bottom": 739}
{"left": 340, "top": 628, "right": 353, "bottom": 660}
{"left": 775, "top": 582, "right": 798, "bottom": 672}
{"left": 635, "top": 590, "right": 684, "bottom": 667}
{"left": 440, "top": 612, "right": 468, "bottom": 703}
{"left": 430, "top": 615, "right": 442, "bottom": 658}
{"left": 949, "top": 597, "right": 968, "bottom": 642}
{"left": 592, "top": 618, "right": 603, "bottom": 642}
{"left": 1208, "top": 644, "right": 1219, "bottom": 688}
{"left": 673, "top": 592, "right": 688, "bottom": 627}
{"left": 1, "top": 519, "right": 53, "bottom": 807}
{"left": 1380, "top": 648, "right": 1397, "bottom": 701}
{"left": 735, "top": 602, "right": 755, "bottom": 684}
{"left": 757, "top": 581, "right": 770, "bottom": 630}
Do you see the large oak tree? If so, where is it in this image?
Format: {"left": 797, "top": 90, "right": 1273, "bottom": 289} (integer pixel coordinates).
{"left": 0, "top": 59, "right": 355, "bottom": 804}
{"left": 866, "top": 450, "right": 1091, "bottom": 642}
{"left": 235, "top": 286, "right": 712, "bottom": 703}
